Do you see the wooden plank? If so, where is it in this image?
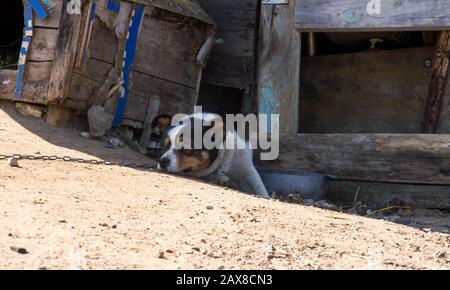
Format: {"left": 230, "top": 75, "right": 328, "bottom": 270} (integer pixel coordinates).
{"left": 25, "top": 61, "right": 54, "bottom": 83}
{"left": 130, "top": 70, "right": 198, "bottom": 106}
{"left": 437, "top": 69, "right": 450, "bottom": 133}
{"left": 328, "top": 181, "right": 450, "bottom": 210}
{"left": 258, "top": 1, "right": 300, "bottom": 136}
{"left": 132, "top": 8, "right": 208, "bottom": 88}
{"left": 296, "top": 0, "right": 450, "bottom": 32}
{"left": 423, "top": 32, "right": 450, "bottom": 133}
{"left": 198, "top": 0, "right": 257, "bottom": 88}
{"left": 28, "top": 28, "right": 59, "bottom": 61}
{"left": 0, "top": 70, "right": 17, "bottom": 98}
{"left": 64, "top": 72, "right": 101, "bottom": 111}
{"left": 87, "top": 15, "right": 118, "bottom": 65}
{"left": 124, "top": 93, "right": 193, "bottom": 123}
{"left": 260, "top": 134, "right": 450, "bottom": 185}
{"left": 140, "top": 96, "right": 161, "bottom": 148}
{"left": 48, "top": 0, "right": 82, "bottom": 104}
{"left": 47, "top": 105, "right": 75, "bottom": 126}
{"left": 33, "top": 0, "right": 63, "bottom": 29}
{"left": 300, "top": 47, "right": 434, "bottom": 133}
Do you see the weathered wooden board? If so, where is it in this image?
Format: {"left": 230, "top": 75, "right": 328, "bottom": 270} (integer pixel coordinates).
{"left": 124, "top": 93, "right": 193, "bottom": 123}
{"left": 130, "top": 71, "right": 198, "bottom": 105}
{"left": 261, "top": 134, "right": 450, "bottom": 185}
{"left": 33, "top": 1, "right": 63, "bottom": 29}
{"left": 74, "top": 57, "right": 113, "bottom": 82}
{"left": 300, "top": 47, "right": 435, "bottom": 134}
{"left": 64, "top": 72, "right": 100, "bottom": 111}
{"left": 125, "top": 69, "right": 197, "bottom": 122}
{"left": 25, "top": 61, "right": 54, "bottom": 83}
{"left": 88, "top": 16, "right": 118, "bottom": 65}
{"left": 258, "top": 1, "right": 300, "bottom": 136}
{"left": 437, "top": 65, "right": 450, "bottom": 133}
{"left": 296, "top": 0, "right": 450, "bottom": 32}
{"left": 132, "top": 9, "right": 207, "bottom": 88}
{"left": 328, "top": 181, "right": 450, "bottom": 209}
{"left": 423, "top": 32, "right": 450, "bottom": 133}
{"left": 0, "top": 70, "right": 17, "bottom": 98}
{"left": 48, "top": 0, "right": 82, "bottom": 105}
{"left": 198, "top": 0, "right": 258, "bottom": 88}
{"left": 28, "top": 28, "right": 59, "bottom": 62}
{"left": 0, "top": 69, "right": 49, "bottom": 105}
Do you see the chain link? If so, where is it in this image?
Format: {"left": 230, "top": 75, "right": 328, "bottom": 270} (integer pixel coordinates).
{"left": 0, "top": 153, "right": 155, "bottom": 170}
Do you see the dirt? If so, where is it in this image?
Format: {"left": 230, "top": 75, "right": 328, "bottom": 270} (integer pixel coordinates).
{"left": 0, "top": 101, "right": 449, "bottom": 270}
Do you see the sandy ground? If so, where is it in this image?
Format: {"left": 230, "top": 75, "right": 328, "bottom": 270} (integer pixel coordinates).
{"left": 0, "top": 101, "right": 449, "bottom": 270}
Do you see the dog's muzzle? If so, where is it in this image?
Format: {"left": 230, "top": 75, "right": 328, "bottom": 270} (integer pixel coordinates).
{"left": 157, "top": 157, "right": 170, "bottom": 171}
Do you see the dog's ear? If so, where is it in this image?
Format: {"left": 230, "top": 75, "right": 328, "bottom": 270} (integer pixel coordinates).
{"left": 151, "top": 114, "right": 173, "bottom": 136}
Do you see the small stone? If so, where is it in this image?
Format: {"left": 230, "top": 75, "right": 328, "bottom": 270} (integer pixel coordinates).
{"left": 7, "top": 157, "right": 19, "bottom": 167}
{"left": 108, "top": 137, "right": 123, "bottom": 147}
{"left": 99, "top": 223, "right": 109, "bottom": 227}
{"left": 57, "top": 218, "right": 67, "bottom": 223}
{"left": 11, "top": 247, "right": 28, "bottom": 254}
{"left": 166, "top": 249, "right": 174, "bottom": 254}
{"left": 207, "top": 251, "right": 220, "bottom": 258}
{"left": 112, "top": 224, "right": 118, "bottom": 229}
{"left": 80, "top": 132, "right": 91, "bottom": 139}
{"left": 435, "top": 252, "right": 446, "bottom": 259}
{"left": 192, "top": 247, "right": 201, "bottom": 252}
{"left": 303, "top": 199, "right": 315, "bottom": 206}
{"left": 218, "top": 265, "right": 225, "bottom": 270}
{"left": 314, "top": 200, "right": 338, "bottom": 211}
{"left": 206, "top": 206, "right": 214, "bottom": 210}
{"left": 157, "top": 251, "right": 166, "bottom": 259}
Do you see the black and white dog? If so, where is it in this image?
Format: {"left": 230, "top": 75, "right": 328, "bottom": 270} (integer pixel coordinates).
{"left": 155, "top": 113, "right": 269, "bottom": 199}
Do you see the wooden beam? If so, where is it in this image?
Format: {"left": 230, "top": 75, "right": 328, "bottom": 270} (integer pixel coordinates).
{"left": 260, "top": 134, "right": 450, "bottom": 185}
{"left": 48, "top": 0, "right": 83, "bottom": 105}
{"left": 140, "top": 96, "right": 161, "bottom": 148}
{"left": 296, "top": 0, "right": 450, "bottom": 32}
{"left": 423, "top": 31, "right": 450, "bottom": 133}
{"left": 258, "top": 1, "right": 300, "bottom": 136}
{"left": 328, "top": 181, "right": 450, "bottom": 210}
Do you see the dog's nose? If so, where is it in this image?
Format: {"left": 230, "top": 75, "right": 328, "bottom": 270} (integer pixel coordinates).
{"left": 158, "top": 157, "right": 170, "bottom": 170}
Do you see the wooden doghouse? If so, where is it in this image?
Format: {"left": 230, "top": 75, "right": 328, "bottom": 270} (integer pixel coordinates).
{"left": 0, "top": 0, "right": 216, "bottom": 130}
{"left": 258, "top": 0, "right": 450, "bottom": 208}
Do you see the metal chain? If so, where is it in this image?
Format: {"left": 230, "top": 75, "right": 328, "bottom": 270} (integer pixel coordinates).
{"left": 0, "top": 153, "right": 155, "bottom": 170}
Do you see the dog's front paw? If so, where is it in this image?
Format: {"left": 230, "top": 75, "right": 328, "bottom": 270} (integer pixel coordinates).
{"left": 207, "top": 173, "right": 231, "bottom": 186}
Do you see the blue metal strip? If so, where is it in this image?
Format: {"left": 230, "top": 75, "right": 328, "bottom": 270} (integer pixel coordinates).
{"left": 24, "top": 6, "right": 33, "bottom": 36}
{"left": 106, "top": 0, "right": 121, "bottom": 13}
{"left": 14, "top": 37, "right": 32, "bottom": 100}
{"left": 113, "top": 4, "right": 145, "bottom": 127}
{"left": 28, "top": 0, "right": 48, "bottom": 21}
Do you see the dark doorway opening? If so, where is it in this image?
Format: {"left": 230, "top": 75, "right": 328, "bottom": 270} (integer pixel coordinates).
{"left": 0, "top": 1, "right": 24, "bottom": 70}
{"left": 197, "top": 84, "right": 243, "bottom": 117}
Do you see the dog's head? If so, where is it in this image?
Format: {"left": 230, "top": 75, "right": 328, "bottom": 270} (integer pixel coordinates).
{"left": 151, "top": 114, "right": 173, "bottom": 137}
{"left": 157, "top": 113, "right": 225, "bottom": 175}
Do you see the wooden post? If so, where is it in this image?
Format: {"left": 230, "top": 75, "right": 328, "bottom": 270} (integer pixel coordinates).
{"left": 257, "top": 0, "right": 300, "bottom": 136}
{"left": 47, "top": 0, "right": 82, "bottom": 106}
{"left": 140, "top": 96, "right": 161, "bottom": 148}
{"left": 422, "top": 31, "right": 450, "bottom": 133}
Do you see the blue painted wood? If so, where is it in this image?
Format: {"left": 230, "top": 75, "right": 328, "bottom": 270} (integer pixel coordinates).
{"left": 113, "top": 4, "right": 145, "bottom": 127}
{"left": 14, "top": 37, "right": 32, "bottom": 100}
{"left": 106, "top": 0, "right": 121, "bottom": 13}
{"left": 24, "top": 6, "right": 34, "bottom": 36}
{"left": 29, "top": 0, "right": 49, "bottom": 21}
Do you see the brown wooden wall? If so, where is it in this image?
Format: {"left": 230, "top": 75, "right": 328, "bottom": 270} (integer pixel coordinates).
{"left": 198, "top": 0, "right": 258, "bottom": 89}
{"left": 0, "top": 0, "right": 63, "bottom": 104}
{"left": 65, "top": 4, "right": 210, "bottom": 128}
